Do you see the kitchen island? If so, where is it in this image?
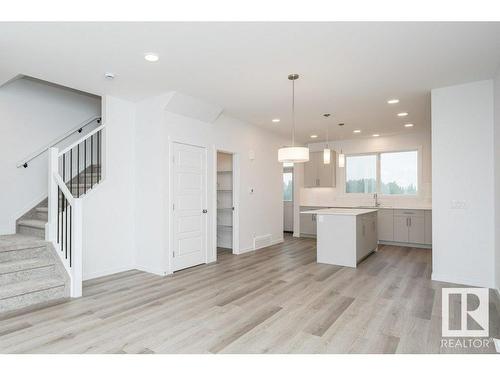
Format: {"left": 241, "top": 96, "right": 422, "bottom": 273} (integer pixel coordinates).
{"left": 300, "top": 208, "right": 378, "bottom": 268}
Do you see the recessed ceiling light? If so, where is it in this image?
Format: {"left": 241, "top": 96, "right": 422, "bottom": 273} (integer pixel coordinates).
{"left": 144, "top": 53, "right": 159, "bottom": 62}
{"left": 353, "top": 130, "right": 361, "bottom": 133}
{"left": 310, "top": 134, "right": 318, "bottom": 139}
{"left": 397, "top": 112, "right": 409, "bottom": 117}
{"left": 372, "top": 134, "right": 380, "bottom": 137}
{"left": 104, "top": 72, "right": 115, "bottom": 80}
{"left": 387, "top": 99, "right": 399, "bottom": 104}
{"left": 404, "top": 123, "right": 414, "bottom": 128}
{"left": 272, "top": 118, "right": 280, "bottom": 123}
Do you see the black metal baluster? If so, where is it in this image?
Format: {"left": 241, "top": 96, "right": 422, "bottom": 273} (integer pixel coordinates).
{"left": 69, "top": 205, "right": 72, "bottom": 267}
{"left": 57, "top": 186, "right": 61, "bottom": 249}
{"left": 84, "top": 139, "right": 87, "bottom": 191}
{"left": 63, "top": 153, "right": 66, "bottom": 184}
{"left": 77, "top": 144, "right": 80, "bottom": 198}
{"left": 91, "top": 134, "right": 94, "bottom": 188}
{"left": 70, "top": 148, "right": 73, "bottom": 196}
{"left": 65, "top": 195, "right": 68, "bottom": 260}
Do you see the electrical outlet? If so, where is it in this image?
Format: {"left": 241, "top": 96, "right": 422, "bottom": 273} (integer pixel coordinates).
{"left": 450, "top": 200, "right": 467, "bottom": 209}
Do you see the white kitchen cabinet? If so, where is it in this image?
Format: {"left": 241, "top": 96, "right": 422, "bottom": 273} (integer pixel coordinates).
{"left": 300, "top": 206, "right": 319, "bottom": 236}
{"left": 424, "top": 210, "right": 432, "bottom": 245}
{"left": 394, "top": 215, "right": 409, "bottom": 242}
{"left": 304, "top": 151, "right": 336, "bottom": 187}
{"left": 393, "top": 210, "right": 426, "bottom": 244}
{"left": 377, "top": 209, "right": 394, "bottom": 241}
{"left": 408, "top": 215, "right": 425, "bottom": 244}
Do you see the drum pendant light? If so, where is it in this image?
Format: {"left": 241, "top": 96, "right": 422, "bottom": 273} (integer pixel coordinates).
{"left": 278, "top": 74, "right": 310, "bottom": 163}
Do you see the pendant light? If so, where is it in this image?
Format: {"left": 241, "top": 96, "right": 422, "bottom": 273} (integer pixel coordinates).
{"left": 278, "top": 74, "right": 310, "bottom": 163}
{"left": 338, "top": 122, "right": 345, "bottom": 168}
{"left": 323, "top": 114, "right": 331, "bottom": 164}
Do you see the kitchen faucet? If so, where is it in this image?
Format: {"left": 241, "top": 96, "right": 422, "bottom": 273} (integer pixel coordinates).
{"left": 373, "top": 193, "right": 380, "bottom": 207}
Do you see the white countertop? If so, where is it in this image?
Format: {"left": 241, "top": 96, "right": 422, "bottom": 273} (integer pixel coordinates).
{"left": 300, "top": 208, "right": 378, "bottom": 216}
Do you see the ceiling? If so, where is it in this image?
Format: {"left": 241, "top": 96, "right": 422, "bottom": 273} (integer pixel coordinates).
{"left": 1, "top": 22, "right": 499, "bottom": 143}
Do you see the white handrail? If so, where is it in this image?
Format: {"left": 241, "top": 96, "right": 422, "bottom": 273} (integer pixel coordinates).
{"left": 16, "top": 115, "right": 101, "bottom": 168}
{"left": 58, "top": 124, "right": 104, "bottom": 156}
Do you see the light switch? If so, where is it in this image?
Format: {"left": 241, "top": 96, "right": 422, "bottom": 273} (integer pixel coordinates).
{"left": 450, "top": 200, "right": 467, "bottom": 209}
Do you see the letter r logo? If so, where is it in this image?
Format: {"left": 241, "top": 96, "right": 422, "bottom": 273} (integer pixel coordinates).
{"left": 442, "top": 288, "right": 489, "bottom": 337}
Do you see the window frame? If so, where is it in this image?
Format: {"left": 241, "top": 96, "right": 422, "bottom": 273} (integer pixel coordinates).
{"left": 342, "top": 147, "right": 422, "bottom": 197}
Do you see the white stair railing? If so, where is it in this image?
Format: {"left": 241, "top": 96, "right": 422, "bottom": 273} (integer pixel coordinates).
{"left": 48, "top": 148, "right": 83, "bottom": 297}
{"left": 46, "top": 125, "right": 104, "bottom": 298}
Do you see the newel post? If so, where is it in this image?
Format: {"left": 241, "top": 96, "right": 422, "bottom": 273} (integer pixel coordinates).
{"left": 47, "top": 148, "right": 59, "bottom": 243}
{"left": 72, "top": 198, "right": 83, "bottom": 298}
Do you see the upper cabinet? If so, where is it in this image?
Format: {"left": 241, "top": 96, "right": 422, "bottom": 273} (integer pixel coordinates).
{"left": 304, "top": 150, "right": 336, "bottom": 188}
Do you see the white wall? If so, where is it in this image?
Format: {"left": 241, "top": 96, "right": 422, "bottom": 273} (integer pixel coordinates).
{"left": 82, "top": 96, "right": 136, "bottom": 280}
{"left": 432, "top": 80, "right": 495, "bottom": 288}
{"left": 300, "top": 131, "right": 432, "bottom": 207}
{"left": 0, "top": 77, "right": 101, "bottom": 234}
{"left": 494, "top": 69, "right": 500, "bottom": 290}
{"left": 134, "top": 93, "right": 286, "bottom": 275}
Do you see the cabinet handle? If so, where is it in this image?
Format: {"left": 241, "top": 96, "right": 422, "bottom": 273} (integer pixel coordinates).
{"left": 406, "top": 217, "right": 409, "bottom": 226}
{"left": 409, "top": 217, "right": 411, "bottom": 226}
{"left": 316, "top": 178, "right": 319, "bottom": 186}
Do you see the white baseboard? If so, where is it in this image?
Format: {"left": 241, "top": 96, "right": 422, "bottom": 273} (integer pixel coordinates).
{"left": 238, "top": 237, "right": 284, "bottom": 255}
{"left": 83, "top": 264, "right": 135, "bottom": 281}
{"left": 431, "top": 272, "right": 495, "bottom": 288}
{"left": 136, "top": 264, "right": 168, "bottom": 276}
{"left": 378, "top": 240, "right": 431, "bottom": 249}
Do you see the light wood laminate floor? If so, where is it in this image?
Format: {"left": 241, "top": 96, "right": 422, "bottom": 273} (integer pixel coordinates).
{"left": 1, "top": 235, "right": 499, "bottom": 354}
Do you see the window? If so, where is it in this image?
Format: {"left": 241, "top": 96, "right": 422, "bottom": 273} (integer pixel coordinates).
{"left": 380, "top": 151, "right": 418, "bottom": 195}
{"left": 283, "top": 172, "right": 293, "bottom": 201}
{"left": 345, "top": 150, "right": 418, "bottom": 195}
{"left": 345, "top": 154, "right": 377, "bottom": 193}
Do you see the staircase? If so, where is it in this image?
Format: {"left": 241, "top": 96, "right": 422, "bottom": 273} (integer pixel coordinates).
{"left": 16, "top": 165, "right": 101, "bottom": 239}
{"left": 1, "top": 165, "right": 101, "bottom": 314}
{"left": 0, "top": 235, "right": 70, "bottom": 314}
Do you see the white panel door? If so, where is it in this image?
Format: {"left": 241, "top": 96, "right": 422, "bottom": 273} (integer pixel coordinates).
{"left": 172, "top": 142, "right": 207, "bottom": 272}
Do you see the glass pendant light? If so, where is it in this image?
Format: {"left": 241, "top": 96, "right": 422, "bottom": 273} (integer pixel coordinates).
{"left": 323, "top": 113, "right": 331, "bottom": 164}
{"left": 338, "top": 122, "right": 345, "bottom": 168}
{"left": 278, "top": 74, "right": 310, "bottom": 163}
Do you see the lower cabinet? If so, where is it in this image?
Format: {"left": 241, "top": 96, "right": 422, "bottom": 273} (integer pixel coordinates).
{"left": 300, "top": 206, "right": 319, "bottom": 237}
{"left": 392, "top": 210, "right": 427, "bottom": 245}
{"left": 377, "top": 209, "right": 394, "bottom": 241}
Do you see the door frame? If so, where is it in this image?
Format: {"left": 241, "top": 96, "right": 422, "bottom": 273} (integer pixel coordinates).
{"left": 167, "top": 138, "right": 209, "bottom": 275}
{"left": 213, "top": 147, "right": 240, "bottom": 259}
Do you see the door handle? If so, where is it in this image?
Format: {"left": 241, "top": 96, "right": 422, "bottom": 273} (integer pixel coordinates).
{"left": 202, "top": 209, "right": 208, "bottom": 213}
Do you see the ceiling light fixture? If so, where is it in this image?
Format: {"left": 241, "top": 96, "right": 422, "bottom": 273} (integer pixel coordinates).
{"left": 337, "top": 123, "right": 345, "bottom": 168}
{"left": 272, "top": 118, "right": 280, "bottom": 123}
{"left": 104, "top": 72, "right": 115, "bottom": 80}
{"left": 387, "top": 99, "right": 400, "bottom": 104}
{"left": 277, "top": 74, "right": 309, "bottom": 163}
{"left": 373, "top": 134, "right": 380, "bottom": 137}
{"left": 310, "top": 134, "right": 318, "bottom": 139}
{"left": 404, "top": 123, "right": 414, "bottom": 128}
{"left": 323, "top": 114, "right": 331, "bottom": 165}
{"left": 397, "top": 112, "right": 408, "bottom": 117}
{"left": 144, "top": 53, "right": 159, "bottom": 62}
{"left": 353, "top": 129, "right": 361, "bottom": 133}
